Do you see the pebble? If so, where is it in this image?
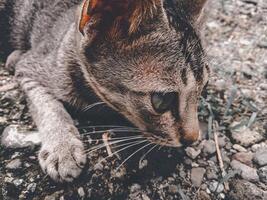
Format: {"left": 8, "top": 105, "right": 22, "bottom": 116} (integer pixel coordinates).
{"left": 233, "top": 144, "right": 247, "bottom": 152}
{"left": 202, "top": 140, "right": 216, "bottom": 155}
{"left": 206, "top": 168, "right": 218, "bottom": 180}
{"left": 214, "top": 79, "right": 227, "bottom": 91}
{"left": 232, "top": 152, "right": 254, "bottom": 167}
{"left": 1, "top": 125, "right": 41, "bottom": 148}
{"left": 130, "top": 184, "right": 141, "bottom": 193}
{"left": 230, "top": 125, "right": 263, "bottom": 147}
{"left": 253, "top": 150, "right": 267, "bottom": 166}
{"left": 168, "top": 185, "right": 179, "bottom": 194}
{"left": 13, "top": 179, "right": 23, "bottom": 187}
{"left": 185, "top": 147, "right": 201, "bottom": 159}
{"left": 78, "top": 187, "right": 85, "bottom": 198}
{"left": 209, "top": 180, "right": 224, "bottom": 193}
{"left": 6, "top": 159, "right": 22, "bottom": 169}
{"left": 231, "top": 160, "right": 259, "bottom": 182}
{"left": 191, "top": 167, "right": 206, "bottom": 187}
{"left": 258, "top": 166, "right": 267, "bottom": 184}
{"left": 229, "top": 180, "right": 267, "bottom": 200}
{"left": 219, "top": 193, "right": 225, "bottom": 199}
{"left": 251, "top": 142, "right": 267, "bottom": 152}
{"left": 218, "top": 136, "right": 227, "bottom": 148}
{"left": 27, "top": 183, "right": 37, "bottom": 193}
{"left": 44, "top": 191, "right": 64, "bottom": 200}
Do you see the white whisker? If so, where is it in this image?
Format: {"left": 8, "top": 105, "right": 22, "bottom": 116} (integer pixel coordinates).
{"left": 139, "top": 144, "right": 158, "bottom": 164}
{"left": 85, "top": 135, "right": 144, "bottom": 143}
{"left": 84, "top": 136, "right": 144, "bottom": 154}
{"left": 115, "top": 142, "right": 153, "bottom": 172}
{"left": 78, "top": 125, "right": 138, "bottom": 130}
{"left": 82, "top": 102, "right": 106, "bottom": 112}
{"left": 93, "top": 140, "right": 148, "bottom": 167}
{"left": 82, "top": 129, "right": 143, "bottom": 136}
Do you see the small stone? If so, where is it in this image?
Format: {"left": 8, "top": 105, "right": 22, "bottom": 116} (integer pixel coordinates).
{"left": 192, "top": 162, "right": 199, "bottom": 167}
{"left": 231, "top": 160, "right": 259, "bottom": 182}
{"left": 218, "top": 136, "right": 227, "bottom": 148}
{"left": 219, "top": 193, "right": 225, "bottom": 199}
{"left": 168, "top": 185, "right": 179, "bottom": 194}
{"left": 225, "top": 142, "right": 233, "bottom": 150}
{"left": 27, "top": 183, "right": 37, "bottom": 193}
{"left": 78, "top": 187, "right": 85, "bottom": 198}
{"left": 44, "top": 191, "right": 64, "bottom": 200}
{"left": 130, "top": 184, "right": 141, "bottom": 193}
{"left": 185, "top": 147, "right": 201, "bottom": 159}
{"left": 1, "top": 125, "right": 41, "bottom": 148}
{"left": 202, "top": 140, "right": 216, "bottom": 155}
{"left": 139, "top": 159, "right": 148, "bottom": 169}
{"left": 209, "top": 180, "right": 224, "bottom": 193}
{"left": 214, "top": 79, "right": 227, "bottom": 91}
{"left": 258, "top": 166, "right": 267, "bottom": 184}
{"left": 232, "top": 152, "right": 254, "bottom": 167}
{"left": 253, "top": 150, "right": 267, "bottom": 166}
{"left": 13, "top": 179, "right": 23, "bottom": 187}
{"left": 6, "top": 159, "right": 22, "bottom": 169}
{"left": 233, "top": 144, "right": 247, "bottom": 152}
{"left": 228, "top": 180, "right": 267, "bottom": 200}
{"left": 4, "top": 177, "right": 14, "bottom": 183}
{"left": 198, "top": 191, "right": 211, "bottom": 200}
{"left": 251, "top": 142, "right": 267, "bottom": 152}
{"left": 206, "top": 168, "right": 218, "bottom": 180}
{"left": 191, "top": 167, "right": 206, "bottom": 187}
{"left": 230, "top": 125, "right": 263, "bottom": 147}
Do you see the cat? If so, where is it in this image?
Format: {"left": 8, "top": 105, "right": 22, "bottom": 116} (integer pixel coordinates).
{"left": 0, "top": 0, "right": 209, "bottom": 182}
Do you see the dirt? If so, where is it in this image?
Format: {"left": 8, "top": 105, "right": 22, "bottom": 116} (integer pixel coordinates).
{"left": 0, "top": 0, "right": 267, "bottom": 200}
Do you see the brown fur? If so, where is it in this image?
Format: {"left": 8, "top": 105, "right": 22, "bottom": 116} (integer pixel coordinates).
{"left": 80, "top": 0, "right": 162, "bottom": 37}
{"left": 1, "top": 0, "right": 209, "bottom": 182}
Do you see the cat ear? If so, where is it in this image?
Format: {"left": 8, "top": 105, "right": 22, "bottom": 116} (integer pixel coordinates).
{"left": 181, "top": 0, "right": 207, "bottom": 21}
{"left": 78, "top": 0, "right": 161, "bottom": 36}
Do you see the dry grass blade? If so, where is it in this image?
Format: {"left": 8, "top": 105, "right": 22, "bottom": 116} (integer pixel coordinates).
{"left": 247, "top": 112, "right": 258, "bottom": 128}
{"left": 213, "top": 121, "right": 229, "bottom": 191}
{"left": 224, "top": 86, "right": 238, "bottom": 116}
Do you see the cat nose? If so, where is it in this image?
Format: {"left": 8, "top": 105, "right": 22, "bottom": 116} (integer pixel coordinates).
{"left": 180, "top": 130, "right": 200, "bottom": 146}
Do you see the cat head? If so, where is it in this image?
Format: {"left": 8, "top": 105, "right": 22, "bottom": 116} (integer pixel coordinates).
{"left": 77, "top": 0, "right": 210, "bottom": 147}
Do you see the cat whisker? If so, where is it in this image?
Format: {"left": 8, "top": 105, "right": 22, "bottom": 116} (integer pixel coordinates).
{"left": 82, "top": 129, "right": 143, "bottom": 136}
{"left": 139, "top": 143, "right": 159, "bottom": 165}
{"left": 84, "top": 136, "right": 145, "bottom": 154}
{"left": 78, "top": 125, "right": 137, "bottom": 130}
{"left": 115, "top": 142, "right": 153, "bottom": 172}
{"left": 84, "top": 135, "right": 144, "bottom": 143}
{"left": 82, "top": 102, "right": 106, "bottom": 112}
{"left": 93, "top": 140, "right": 148, "bottom": 168}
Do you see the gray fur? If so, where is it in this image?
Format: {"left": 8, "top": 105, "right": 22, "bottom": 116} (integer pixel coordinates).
{"left": 1, "top": 0, "right": 209, "bottom": 182}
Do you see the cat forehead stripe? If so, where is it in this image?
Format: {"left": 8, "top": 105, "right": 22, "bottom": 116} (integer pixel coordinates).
{"left": 164, "top": 0, "right": 205, "bottom": 83}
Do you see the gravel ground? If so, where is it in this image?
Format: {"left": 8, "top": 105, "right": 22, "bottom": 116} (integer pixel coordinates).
{"left": 0, "top": 0, "right": 267, "bottom": 200}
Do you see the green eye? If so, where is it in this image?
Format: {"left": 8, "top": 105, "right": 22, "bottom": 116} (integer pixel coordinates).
{"left": 151, "top": 92, "right": 177, "bottom": 113}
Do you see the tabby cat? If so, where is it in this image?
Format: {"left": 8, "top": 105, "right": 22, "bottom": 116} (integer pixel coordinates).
{"left": 0, "top": 0, "right": 209, "bottom": 182}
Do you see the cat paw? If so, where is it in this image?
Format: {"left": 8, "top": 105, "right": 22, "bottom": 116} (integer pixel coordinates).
{"left": 38, "top": 136, "right": 87, "bottom": 182}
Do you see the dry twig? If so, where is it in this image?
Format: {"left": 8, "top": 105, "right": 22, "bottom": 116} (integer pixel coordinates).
{"left": 213, "top": 121, "right": 230, "bottom": 191}
{"left": 102, "top": 132, "right": 113, "bottom": 156}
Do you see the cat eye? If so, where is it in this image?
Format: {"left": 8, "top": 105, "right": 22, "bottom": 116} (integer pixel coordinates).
{"left": 151, "top": 92, "right": 177, "bottom": 114}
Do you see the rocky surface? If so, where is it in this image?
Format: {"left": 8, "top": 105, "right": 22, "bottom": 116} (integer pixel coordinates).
{"left": 0, "top": 0, "right": 267, "bottom": 200}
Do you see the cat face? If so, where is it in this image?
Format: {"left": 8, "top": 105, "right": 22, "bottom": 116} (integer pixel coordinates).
{"left": 78, "top": 0, "right": 209, "bottom": 147}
